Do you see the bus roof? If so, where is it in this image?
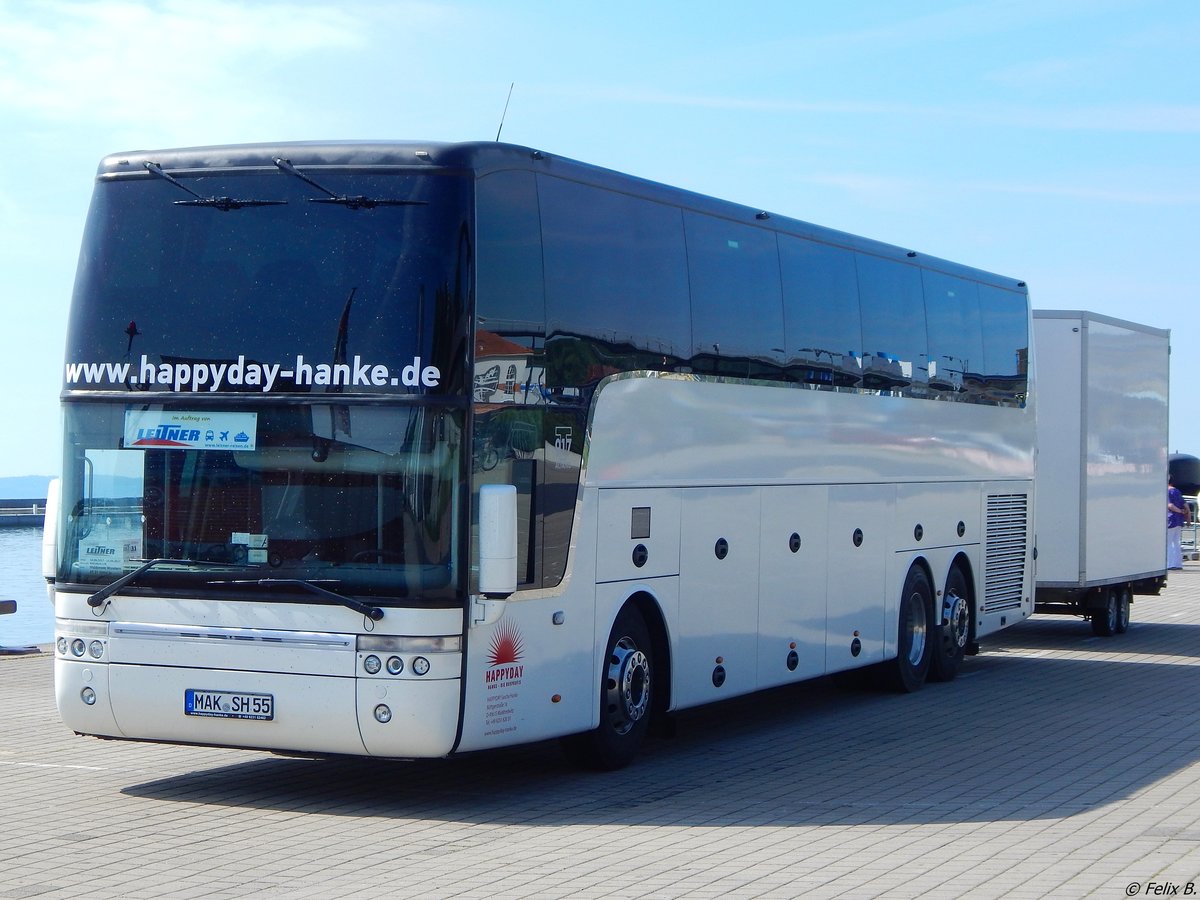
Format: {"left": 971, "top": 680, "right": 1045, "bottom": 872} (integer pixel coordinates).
{"left": 96, "top": 139, "right": 1027, "bottom": 292}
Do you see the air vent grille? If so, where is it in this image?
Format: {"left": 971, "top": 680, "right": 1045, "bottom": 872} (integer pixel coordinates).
{"left": 985, "top": 493, "right": 1028, "bottom": 612}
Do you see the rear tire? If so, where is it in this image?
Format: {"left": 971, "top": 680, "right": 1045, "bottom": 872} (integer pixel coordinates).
{"left": 560, "top": 606, "right": 653, "bottom": 771}
{"left": 1091, "top": 589, "right": 1118, "bottom": 637}
{"left": 929, "top": 565, "right": 971, "bottom": 683}
{"left": 1114, "top": 587, "right": 1131, "bottom": 634}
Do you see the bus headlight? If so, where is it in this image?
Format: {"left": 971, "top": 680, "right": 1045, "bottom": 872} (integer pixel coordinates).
{"left": 412, "top": 657, "right": 430, "bottom": 676}
{"left": 81, "top": 687, "right": 97, "bottom": 706}
{"left": 88, "top": 640, "right": 104, "bottom": 659}
{"left": 363, "top": 654, "right": 382, "bottom": 675}
{"left": 374, "top": 704, "right": 392, "bottom": 724}
{"left": 57, "top": 637, "right": 68, "bottom": 655}
{"left": 386, "top": 656, "right": 403, "bottom": 675}
{"left": 71, "top": 639, "right": 86, "bottom": 657}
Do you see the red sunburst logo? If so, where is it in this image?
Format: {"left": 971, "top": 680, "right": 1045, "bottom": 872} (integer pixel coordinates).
{"left": 487, "top": 621, "right": 524, "bottom": 666}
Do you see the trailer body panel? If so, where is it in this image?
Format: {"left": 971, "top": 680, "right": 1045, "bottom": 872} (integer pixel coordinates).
{"left": 1033, "top": 310, "right": 1169, "bottom": 596}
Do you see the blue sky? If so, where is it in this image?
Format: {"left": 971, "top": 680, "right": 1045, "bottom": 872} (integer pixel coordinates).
{"left": 1, "top": 0, "right": 1196, "bottom": 478}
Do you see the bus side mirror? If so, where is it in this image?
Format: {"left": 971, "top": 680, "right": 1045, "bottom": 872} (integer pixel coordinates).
{"left": 42, "top": 478, "right": 60, "bottom": 595}
{"left": 478, "top": 484, "right": 517, "bottom": 598}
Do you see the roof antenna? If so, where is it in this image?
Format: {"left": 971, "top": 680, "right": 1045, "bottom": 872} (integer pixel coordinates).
{"left": 495, "top": 82, "right": 515, "bottom": 142}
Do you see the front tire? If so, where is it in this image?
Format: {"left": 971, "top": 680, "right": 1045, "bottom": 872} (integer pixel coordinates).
{"left": 561, "top": 606, "right": 654, "bottom": 770}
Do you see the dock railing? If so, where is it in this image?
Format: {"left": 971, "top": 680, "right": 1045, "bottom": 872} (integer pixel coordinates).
{"left": 1183, "top": 524, "right": 1199, "bottom": 562}
{"left": 0, "top": 498, "right": 47, "bottom": 527}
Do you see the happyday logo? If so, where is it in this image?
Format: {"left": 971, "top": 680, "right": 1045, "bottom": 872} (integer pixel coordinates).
{"left": 485, "top": 620, "right": 525, "bottom": 685}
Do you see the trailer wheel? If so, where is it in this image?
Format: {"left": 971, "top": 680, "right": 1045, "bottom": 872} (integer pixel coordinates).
{"left": 885, "top": 566, "right": 932, "bottom": 692}
{"left": 1114, "top": 587, "right": 1131, "bottom": 634}
{"left": 1090, "top": 588, "right": 1118, "bottom": 637}
{"left": 560, "top": 605, "right": 653, "bottom": 770}
{"left": 929, "top": 565, "right": 971, "bottom": 683}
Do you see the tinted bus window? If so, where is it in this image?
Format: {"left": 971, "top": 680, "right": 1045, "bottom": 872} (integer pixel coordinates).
{"left": 779, "top": 237, "right": 863, "bottom": 388}
{"left": 474, "top": 170, "right": 563, "bottom": 590}
{"left": 538, "top": 176, "right": 691, "bottom": 390}
{"left": 923, "top": 270, "right": 984, "bottom": 396}
{"left": 67, "top": 171, "right": 471, "bottom": 396}
{"left": 685, "top": 213, "right": 785, "bottom": 380}
{"left": 978, "top": 283, "right": 1029, "bottom": 405}
{"left": 856, "top": 254, "right": 928, "bottom": 392}
{"left": 475, "top": 170, "right": 546, "bottom": 348}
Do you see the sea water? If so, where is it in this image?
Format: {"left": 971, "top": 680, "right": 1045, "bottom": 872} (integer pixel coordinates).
{"left": 0, "top": 527, "right": 53, "bottom": 648}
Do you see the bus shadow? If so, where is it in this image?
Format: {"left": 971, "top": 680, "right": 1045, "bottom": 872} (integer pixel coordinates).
{"left": 122, "top": 619, "right": 1200, "bottom": 826}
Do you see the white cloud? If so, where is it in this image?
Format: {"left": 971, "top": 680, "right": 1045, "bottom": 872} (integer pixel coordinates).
{"left": 984, "top": 57, "right": 1091, "bottom": 89}
{"left": 800, "top": 170, "right": 1200, "bottom": 209}
{"left": 531, "top": 83, "right": 1200, "bottom": 135}
{"left": 970, "top": 179, "right": 1200, "bottom": 206}
{"left": 0, "top": 0, "right": 455, "bottom": 142}
{"left": 1015, "top": 104, "right": 1200, "bottom": 133}
{"left": 0, "top": 1, "right": 355, "bottom": 136}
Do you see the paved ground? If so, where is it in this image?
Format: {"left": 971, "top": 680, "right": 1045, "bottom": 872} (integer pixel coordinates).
{"left": 4, "top": 567, "right": 1200, "bottom": 899}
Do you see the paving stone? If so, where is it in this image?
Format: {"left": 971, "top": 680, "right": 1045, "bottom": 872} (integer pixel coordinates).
{"left": 4, "top": 566, "right": 1200, "bottom": 897}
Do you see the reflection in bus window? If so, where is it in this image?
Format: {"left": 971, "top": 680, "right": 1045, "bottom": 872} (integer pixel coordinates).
{"left": 779, "top": 238, "right": 863, "bottom": 388}
{"left": 856, "top": 253, "right": 927, "bottom": 392}
{"left": 539, "top": 176, "right": 690, "bottom": 390}
{"left": 685, "top": 213, "right": 785, "bottom": 380}
{"left": 923, "top": 270, "right": 984, "bottom": 397}
{"left": 978, "top": 284, "right": 1030, "bottom": 405}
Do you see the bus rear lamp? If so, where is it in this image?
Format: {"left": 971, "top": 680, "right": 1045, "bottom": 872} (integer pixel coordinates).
{"left": 363, "top": 655, "right": 382, "bottom": 675}
{"left": 374, "top": 704, "right": 392, "bottom": 724}
{"left": 81, "top": 687, "right": 97, "bottom": 706}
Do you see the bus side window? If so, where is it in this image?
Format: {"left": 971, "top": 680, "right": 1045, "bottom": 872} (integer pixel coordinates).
{"left": 684, "top": 212, "right": 785, "bottom": 381}
{"left": 475, "top": 171, "right": 548, "bottom": 589}
{"left": 923, "top": 270, "right": 984, "bottom": 398}
{"left": 779, "top": 237, "right": 863, "bottom": 389}
{"left": 978, "top": 284, "right": 1030, "bottom": 406}
{"left": 856, "top": 252, "right": 927, "bottom": 394}
{"left": 539, "top": 175, "right": 691, "bottom": 388}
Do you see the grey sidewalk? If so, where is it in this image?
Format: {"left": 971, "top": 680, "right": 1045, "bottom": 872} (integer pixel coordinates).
{"left": 5, "top": 570, "right": 1200, "bottom": 899}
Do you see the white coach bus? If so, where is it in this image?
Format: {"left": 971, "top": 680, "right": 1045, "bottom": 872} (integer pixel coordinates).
{"left": 52, "top": 142, "right": 1035, "bottom": 769}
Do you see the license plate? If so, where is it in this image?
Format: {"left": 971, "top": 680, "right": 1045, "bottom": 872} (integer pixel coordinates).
{"left": 184, "top": 689, "right": 274, "bottom": 721}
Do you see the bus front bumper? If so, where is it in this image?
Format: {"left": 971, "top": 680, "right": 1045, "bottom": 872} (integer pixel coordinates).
{"left": 54, "top": 649, "right": 461, "bottom": 759}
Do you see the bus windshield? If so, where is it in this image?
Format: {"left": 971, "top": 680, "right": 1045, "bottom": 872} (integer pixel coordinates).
{"left": 64, "top": 167, "right": 470, "bottom": 397}
{"left": 59, "top": 161, "right": 472, "bottom": 603}
{"left": 59, "top": 401, "right": 463, "bottom": 601}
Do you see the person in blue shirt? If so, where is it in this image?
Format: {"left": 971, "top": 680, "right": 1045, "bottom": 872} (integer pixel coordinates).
{"left": 1168, "top": 475, "right": 1187, "bottom": 570}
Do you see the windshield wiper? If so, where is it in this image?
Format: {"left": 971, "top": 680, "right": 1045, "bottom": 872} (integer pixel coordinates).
{"left": 272, "top": 157, "right": 428, "bottom": 210}
{"left": 87, "top": 558, "right": 236, "bottom": 608}
{"left": 144, "top": 161, "right": 287, "bottom": 211}
{"left": 224, "top": 578, "right": 385, "bottom": 621}
{"left": 86, "top": 563, "right": 383, "bottom": 621}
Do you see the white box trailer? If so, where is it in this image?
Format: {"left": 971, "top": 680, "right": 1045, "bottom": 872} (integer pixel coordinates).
{"left": 1032, "top": 310, "right": 1169, "bottom": 635}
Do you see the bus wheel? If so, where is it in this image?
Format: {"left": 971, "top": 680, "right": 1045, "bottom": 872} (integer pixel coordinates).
{"left": 560, "top": 606, "right": 653, "bottom": 770}
{"left": 1114, "top": 587, "right": 1131, "bottom": 634}
{"left": 929, "top": 565, "right": 971, "bottom": 683}
{"left": 886, "top": 566, "right": 932, "bottom": 693}
{"left": 1091, "top": 589, "right": 1119, "bottom": 637}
